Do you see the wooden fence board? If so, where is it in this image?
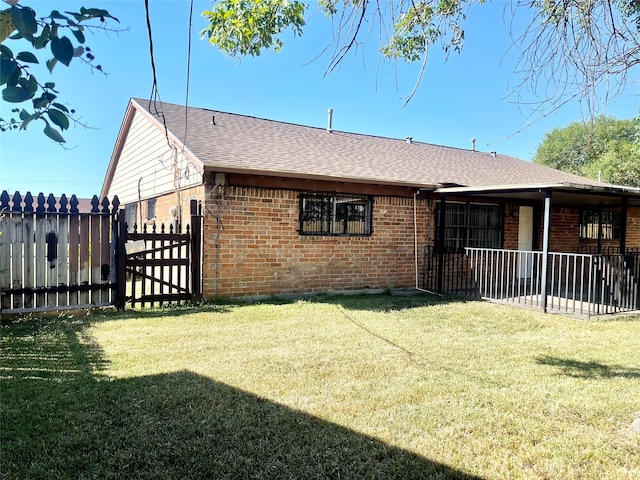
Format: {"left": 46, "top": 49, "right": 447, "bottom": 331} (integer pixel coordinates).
{"left": 22, "top": 213, "right": 35, "bottom": 310}
{"left": 79, "top": 214, "right": 90, "bottom": 306}
{"left": 100, "top": 213, "right": 111, "bottom": 305}
{"left": 0, "top": 214, "right": 10, "bottom": 311}
{"left": 45, "top": 215, "right": 57, "bottom": 309}
{"left": 68, "top": 213, "right": 80, "bottom": 306}
{"left": 0, "top": 191, "right": 120, "bottom": 314}
{"left": 57, "top": 214, "right": 69, "bottom": 307}
{"left": 0, "top": 191, "right": 202, "bottom": 315}
{"left": 90, "top": 213, "right": 101, "bottom": 305}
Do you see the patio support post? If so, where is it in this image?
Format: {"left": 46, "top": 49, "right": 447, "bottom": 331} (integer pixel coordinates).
{"left": 620, "top": 197, "right": 628, "bottom": 254}
{"left": 540, "top": 190, "right": 552, "bottom": 312}
{"left": 597, "top": 206, "right": 603, "bottom": 254}
{"left": 437, "top": 196, "right": 447, "bottom": 292}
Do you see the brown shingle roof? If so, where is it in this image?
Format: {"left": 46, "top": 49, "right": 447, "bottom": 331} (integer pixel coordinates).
{"left": 132, "top": 98, "right": 601, "bottom": 189}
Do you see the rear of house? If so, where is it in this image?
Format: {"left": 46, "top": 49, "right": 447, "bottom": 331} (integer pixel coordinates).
{"left": 102, "top": 98, "right": 640, "bottom": 314}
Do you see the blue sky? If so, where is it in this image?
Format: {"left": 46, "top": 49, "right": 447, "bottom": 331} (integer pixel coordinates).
{"left": 1, "top": 0, "right": 638, "bottom": 199}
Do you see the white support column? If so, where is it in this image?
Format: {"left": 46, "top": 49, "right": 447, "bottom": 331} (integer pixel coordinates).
{"left": 540, "top": 191, "right": 552, "bottom": 312}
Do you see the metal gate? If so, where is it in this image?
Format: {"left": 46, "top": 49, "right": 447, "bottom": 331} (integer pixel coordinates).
{"left": 114, "top": 202, "right": 202, "bottom": 309}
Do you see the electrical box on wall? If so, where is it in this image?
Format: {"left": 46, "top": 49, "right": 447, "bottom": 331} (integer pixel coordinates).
{"left": 214, "top": 173, "right": 225, "bottom": 186}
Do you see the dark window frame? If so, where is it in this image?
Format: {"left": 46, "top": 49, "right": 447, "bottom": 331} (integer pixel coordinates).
{"left": 146, "top": 197, "right": 156, "bottom": 220}
{"left": 435, "top": 202, "right": 504, "bottom": 252}
{"left": 124, "top": 203, "right": 137, "bottom": 231}
{"left": 299, "top": 193, "right": 374, "bottom": 236}
{"left": 579, "top": 209, "right": 621, "bottom": 240}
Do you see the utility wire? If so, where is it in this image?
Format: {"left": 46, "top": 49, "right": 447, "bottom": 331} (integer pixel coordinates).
{"left": 144, "top": 0, "right": 171, "bottom": 149}
{"left": 183, "top": 0, "right": 194, "bottom": 146}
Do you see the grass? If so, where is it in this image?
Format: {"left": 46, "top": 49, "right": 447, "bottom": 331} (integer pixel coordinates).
{"left": 2, "top": 293, "right": 639, "bottom": 479}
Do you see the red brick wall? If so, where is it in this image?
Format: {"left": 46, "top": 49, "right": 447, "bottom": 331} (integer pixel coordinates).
{"left": 148, "top": 186, "right": 204, "bottom": 230}
{"left": 626, "top": 207, "right": 640, "bottom": 249}
{"left": 201, "top": 186, "right": 430, "bottom": 298}
{"left": 198, "top": 184, "right": 640, "bottom": 298}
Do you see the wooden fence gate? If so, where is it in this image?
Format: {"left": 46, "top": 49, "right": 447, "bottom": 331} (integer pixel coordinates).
{"left": 1, "top": 191, "right": 202, "bottom": 315}
{"left": 113, "top": 201, "right": 202, "bottom": 309}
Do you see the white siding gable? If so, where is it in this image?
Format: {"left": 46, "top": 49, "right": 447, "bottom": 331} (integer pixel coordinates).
{"left": 105, "top": 110, "right": 202, "bottom": 204}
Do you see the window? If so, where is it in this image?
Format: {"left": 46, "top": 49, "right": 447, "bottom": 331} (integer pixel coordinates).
{"left": 124, "top": 203, "right": 137, "bottom": 231}
{"left": 146, "top": 198, "right": 156, "bottom": 220}
{"left": 435, "top": 202, "right": 503, "bottom": 252}
{"left": 299, "top": 193, "right": 373, "bottom": 236}
{"left": 580, "top": 209, "right": 620, "bottom": 240}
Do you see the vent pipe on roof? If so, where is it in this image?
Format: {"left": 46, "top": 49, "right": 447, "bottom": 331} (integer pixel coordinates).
{"left": 406, "top": 136, "right": 413, "bottom": 144}
{"left": 471, "top": 138, "right": 476, "bottom": 152}
{"left": 490, "top": 151, "right": 497, "bottom": 157}
{"left": 327, "top": 108, "right": 333, "bottom": 133}
{"left": 211, "top": 115, "right": 216, "bottom": 126}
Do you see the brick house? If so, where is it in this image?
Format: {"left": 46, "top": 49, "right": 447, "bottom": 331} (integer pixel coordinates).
{"left": 101, "top": 98, "right": 640, "bottom": 315}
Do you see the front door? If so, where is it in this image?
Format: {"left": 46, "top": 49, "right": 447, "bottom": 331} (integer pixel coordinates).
{"left": 518, "top": 206, "right": 534, "bottom": 279}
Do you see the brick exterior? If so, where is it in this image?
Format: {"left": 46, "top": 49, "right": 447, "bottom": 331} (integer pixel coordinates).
{"left": 201, "top": 184, "right": 430, "bottom": 298}
{"left": 146, "top": 186, "right": 205, "bottom": 231}
{"left": 127, "top": 177, "right": 640, "bottom": 299}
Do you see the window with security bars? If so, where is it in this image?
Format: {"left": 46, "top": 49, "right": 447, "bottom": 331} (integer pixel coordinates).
{"left": 435, "top": 202, "right": 503, "bottom": 252}
{"left": 579, "top": 209, "right": 621, "bottom": 240}
{"left": 299, "top": 193, "right": 373, "bottom": 236}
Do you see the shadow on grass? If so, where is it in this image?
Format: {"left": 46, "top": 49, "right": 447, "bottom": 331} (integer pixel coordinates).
{"left": 247, "top": 291, "right": 470, "bottom": 313}
{"left": 1, "top": 318, "right": 483, "bottom": 479}
{"left": 536, "top": 355, "right": 640, "bottom": 379}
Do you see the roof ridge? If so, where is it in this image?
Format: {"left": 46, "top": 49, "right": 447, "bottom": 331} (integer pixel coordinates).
{"left": 130, "top": 97, "right": 506, "bottom": 157}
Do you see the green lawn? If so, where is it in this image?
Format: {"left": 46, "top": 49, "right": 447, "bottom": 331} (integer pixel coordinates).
{"left": 2, "top": 294, "right": 639, "bottom": 479}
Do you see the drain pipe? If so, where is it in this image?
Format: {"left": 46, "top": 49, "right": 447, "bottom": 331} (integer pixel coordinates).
{"left": 414, "top": 190, "right": 439, "bottom": 295}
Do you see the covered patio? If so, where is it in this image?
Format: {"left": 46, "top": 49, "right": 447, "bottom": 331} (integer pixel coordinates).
{"left": 423, "top": 182, "right": 640, "bottom": 317}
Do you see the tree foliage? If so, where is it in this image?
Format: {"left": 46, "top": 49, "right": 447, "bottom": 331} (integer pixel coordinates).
{"left": 533, "top": 116, "right": 640, "bottom": 187}
{"left": 0, "top": 2, "right": 118, "bottom": 143}
{"left": 203, "top": 0, "right": 640, "bottom": 108}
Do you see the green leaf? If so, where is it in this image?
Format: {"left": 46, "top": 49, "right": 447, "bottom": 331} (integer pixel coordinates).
{"left": 0, "top": 56, "right": 17, "bottom": 86}
{"left": 72, "top": 29, "right": 85, "bottom": 44}
{"left": 16, "top": 51, "right": 38, "bottom": 64}
{"left": 26, "top": 74, "right": 37, "bottom": 94}
{"left": 19, "top": 108, "right": 29, "bottom": 120}
{"left": 46, "top": 57, "right": 58, "bottom": 73}
{"left": 46, "top": 108, "right": 70, "bottom": 130}
{"left": 6, "top": 68, "right": 19, "bottom": 87}
{"left": 44, "top": 82, "right": 56, "bottom": 89}
{"left": 32, "top": 92, "right": 56, "bottom": 109}
{"left": 11, "top": 6, "right": 37, "bottom": 38}
{"left": 20, "top": 112, "right": 40, "bottom": 130}
{"left": 43, "top": 122, "right": 65, "bottom": 143}
{"left": 0, "top": 44, "right": 13, "bottom": 59}
{"left": 49, "top": 10, "right": 69, "bottom": 20}
{"left": 2, "top": 85, "right": 34, "bottom": 103}
{"left": 32, "top": 24, "right": 51, "bottom": 50}
{"left": 50, "top": 36, "right": 73, "bottom": 66}
{"left": 51, "top": 102, "right": 69, "bottom": 113}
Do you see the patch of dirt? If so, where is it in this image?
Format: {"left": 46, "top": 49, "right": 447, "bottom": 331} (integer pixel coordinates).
{"left": 630, "top": 414, "right": 640, "bottom": 434}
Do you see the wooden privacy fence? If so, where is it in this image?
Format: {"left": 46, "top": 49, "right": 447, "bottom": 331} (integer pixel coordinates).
{"left": 1, "top": 191, "right": 203, "bottom": 315}
{"left": 0, "top": 190, "right": 117, "bottom": 314}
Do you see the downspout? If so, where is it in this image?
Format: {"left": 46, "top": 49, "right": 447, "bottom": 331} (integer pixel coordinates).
{"left": 414, "top": 191, "right": 438, "bottom": 294}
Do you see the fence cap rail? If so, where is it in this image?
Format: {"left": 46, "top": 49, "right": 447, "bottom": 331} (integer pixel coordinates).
{"left": 1, "top": 190, "right": 120, "bottom": 215}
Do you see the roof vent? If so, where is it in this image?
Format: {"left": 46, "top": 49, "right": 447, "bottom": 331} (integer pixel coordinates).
{"left": 211, "top": 115, "right": 216, "bottom": 126}
{"left": 471, "top": 138, "right": 476, "bottom": 152}
{"left": 490, "top": 151, "right": 497, "bottom": 157}
{"left": 327, "top": 108, "right": 333, "bottom": 133}
{"left": 405, "top": 136, "right": 413, "bottom": 144}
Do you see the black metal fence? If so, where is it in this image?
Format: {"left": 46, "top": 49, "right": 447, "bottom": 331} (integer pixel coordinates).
{"left": 424, "top": 245, "right": 640, "bottom": 317}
